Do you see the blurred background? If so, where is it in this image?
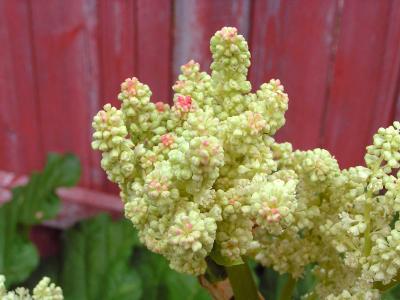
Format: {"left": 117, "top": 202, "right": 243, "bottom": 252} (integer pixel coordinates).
{"left": 1, "top": 0, "right": 400, "bottom": 299}
{"left": 2, "top": 0, "right": 400, "bottom": 189}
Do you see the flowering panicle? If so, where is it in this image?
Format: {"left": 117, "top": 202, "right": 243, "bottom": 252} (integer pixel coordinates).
{"left": 0, "top": 275, "right": 63, "bottom": 300}
{"left": 92, "top": 26, "right": 400, "bottom": 298}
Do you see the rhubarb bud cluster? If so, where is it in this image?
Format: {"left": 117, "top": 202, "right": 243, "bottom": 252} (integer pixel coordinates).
{"left": 0, "top": 275, "right": 63, "bottom": 300}
{"left": 92, "top": 27, "right": 400, "bottom": 298}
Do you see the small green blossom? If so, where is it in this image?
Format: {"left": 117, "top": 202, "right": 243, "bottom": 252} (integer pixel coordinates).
{"left": 92, "top": 26, "right": 400, "bottom": 298}
{"left": 92, "top": 27, "right": 290, "bottom": 275}
{"left": 0, "top": 275, "right": 63, "bottom": 300}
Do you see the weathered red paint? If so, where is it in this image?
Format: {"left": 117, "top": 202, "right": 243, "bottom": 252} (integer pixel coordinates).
{"left": 0, "top": 1, "right": 43, "bottom": 173}
{"left": 321, "top": 1, "right": 393, "bottom": 168}
{"left": 375, "top": 1, "right": 400, "bottom": 133}
{"left": 1, "top": 1, "right": 400, "bottom": 211}
{"left": 250, "top": 0, "right": 340, "bottom": 151}
{"left": 173, "top": 0, "right": 250, "bottom": 77}
{"left": 29, "top": 0, "right": 100, "bottom": 187}
{"left": 137, "top": 0, "right": 173, "bottom": 103}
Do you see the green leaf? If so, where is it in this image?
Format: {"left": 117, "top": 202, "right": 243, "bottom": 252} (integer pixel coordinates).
{"left": 257, "top": 264, "right": 317, "bottom": 300}
{"left": 61, "top": 214, "right": 142, "bottom": 300}
{"left": 294, "top": 265, "right": 316, "bottom": 298}
{"left": 165, "top": 271, "right": 211, "bottom": 300}
{"left": 0, "top": 153, "right": 81, "bottom": 286}
{"left": 18, "top": 153, "right": 81, "bottom": 224}
{"left": 132, "top": 249, "right": 211, "bottom": 300}
{"left": 383, "top": 283, "right": 400, "bottom": 300}
{"left": 0, "top": 203, "right": 39, "bottom": 284}
{"left": 22, "top": 255, "right": 61, "bottom": 291}
{"left": 131, "top": 249, "right": 169, "bottom": 300}
{"left": 258, "top": 267, "right": 280, "bottom": 300}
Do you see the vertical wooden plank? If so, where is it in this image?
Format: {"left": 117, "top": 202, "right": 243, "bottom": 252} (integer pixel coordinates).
{"left": 98, "top": 0, "right": 136, "bottom": 107}
{"left": 250, "top": 0, "right": 339, "bottom": 150}
{"left": 173, "top": 0, "right": 251, "bottom": 78}
{"left": 376, "top": 2, "right": 400, "bottom": 129}
{"left": 0, "top": 0, "right": 43, "bottom": 173}
{"left": 30, "top": 0, "right": 100, "bottom": 187}
{"left": 321, "top": 1, "right": 391, "bottom": 168}
{"left": 97, "top": 0, "right": 137, "bottom": 192}
{"left": 137, "top": 0, "right": 173, "bottom": 103}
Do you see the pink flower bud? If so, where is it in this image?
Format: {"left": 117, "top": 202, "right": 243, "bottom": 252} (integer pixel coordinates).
{"left": 99, "top": 111, "right": 107, "bottom": 122}
{"left": 173, "top": 80, "right": 185, "bottom": 90}
{"left": 121, "top": 77, "right": 138, "bottom": 96}
{"left": 219, "top": 27, "right": 237, "bottom": 40}
{"left": 155, "top": 102, "right": 165, "bottom": 112}
{"left": 161, "top": 134, "right": 174, "bottom": 147}
{"left": 176, "top": 95, "right": 192, "bottom": 112}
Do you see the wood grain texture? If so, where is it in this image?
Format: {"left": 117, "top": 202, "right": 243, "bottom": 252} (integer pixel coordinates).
{"left": 137, "top": 0, "right": 173, "bottom": 103}
{"left": 0, "top": 0, "right": 43, "bottom": 173}
{"left": 98, "top": 0, "right": 136, "bottom": 107}
{"left": 1, "top": 1, "right": 400, "bottom": 194}
{"left": 173, "top": 0, "right": 251, "bottom": 78}
{"left": 383, "top": 1, "right": 400, "bottom": 126}
{"left": 30, "top": 0, "right": 100, "bottom": 187}
{"left": 321, "top": 0, "right": 392, "bottom": 168}
{"left": 250, "top": 0, "right": 339, "bottom": 150}
{"left": 97, "top": 0, "right": 137, "bottom": 191}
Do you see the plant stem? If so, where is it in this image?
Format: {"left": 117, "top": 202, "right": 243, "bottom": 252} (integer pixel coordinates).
{"left": 374, "top": 271, "right": 400, "bottom": 291}
{"left": 226, "top": 261, "right": 259, "bottom": 300}
{"left": 205, "top": 257, "right": 228, "bottom": 283}
{"left": 279, "top": 275, "right": 296, "bottom": 300}
{"left": 363, "top": 158, "right": 383, "bottom": 256}
{"left": 363, "top": 194, "right": 373, "bottom": 256}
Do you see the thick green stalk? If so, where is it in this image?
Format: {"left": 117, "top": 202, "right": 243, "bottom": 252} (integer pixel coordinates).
{"left": 374, "top": 272, "right": 400, "bottom": 291}
{"left": 279, "top": 275, "right": 296, "bottom": 300}
{"left": 226, "top": 261, "right": 259, "bottom": 300}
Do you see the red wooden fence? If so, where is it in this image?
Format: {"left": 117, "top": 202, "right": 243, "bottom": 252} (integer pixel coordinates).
{"left": 1, "top": 0, "right": 400, "bottom": 198}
